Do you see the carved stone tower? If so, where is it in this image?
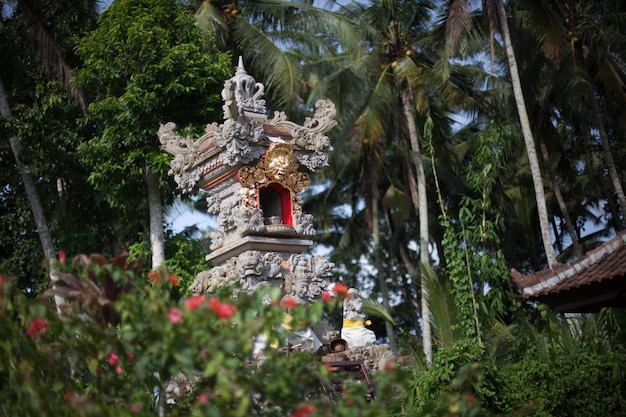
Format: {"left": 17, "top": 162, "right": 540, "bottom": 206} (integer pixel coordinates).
{"left": 159, "top": 58, "right": 337, "bottom": 301}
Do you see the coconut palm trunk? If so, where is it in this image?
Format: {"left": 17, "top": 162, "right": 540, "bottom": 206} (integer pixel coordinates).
{"left": 372, "top": 195, "right": 398, "bottom": 353}
{"left": 0, "top": 77, "right": 64, "bottom": 309}
{"left": 538, "top": 137, "right": 581, "bottom": 258}
{"left": 147, "top": 165, "right": 165, "bottom": 268}
{"left": 401, "top": 83, "right": 432, "bottom": 364}
{"left": 588, "top": 95, "right": 626, "bottom": 227}
{"left": 496, "top": 1, "right": 557, "bottom": 267}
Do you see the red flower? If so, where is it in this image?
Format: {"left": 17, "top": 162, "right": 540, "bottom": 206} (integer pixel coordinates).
{"left": 185, "top": 295, "right": 205, "bottom": 310}
{"left": 130, "top": 403, "right": 141, "bottom": 413}
{"left": 290, "top": 404, "right": 316, "bottom": 417}
{"left": 115, "top": 366, "right": 124, "bottom": 374}
{"left": 107, "top": 352, "right": 120, "bottom": 366}
{"left": 332, "top": 283, "right": 351, "bottom": 298}
{"left": 58, "top": 250, "right": 66, "bottom": 264}
{"left": 64, "top": 390, "right": 73, "bottom": 402}
{"left": 281, "top": 297, "right": 298, "bottom": 308}
{"left": 169, "top": 274, "right": 180, "bottom": 286}
{"left": 148, "top": 270, "right": 161, "bottom": 283}
{"left": 321, "top": 291, "right": 332, "bottom": 302}
{"left": 168, "top": 307, "right": 182, "bottom": 324}
{"left": 208, "top": 298, "right": 237, "bottom": 320}
{"left": 26, "top": 317, "right": 49, "bottom": 338}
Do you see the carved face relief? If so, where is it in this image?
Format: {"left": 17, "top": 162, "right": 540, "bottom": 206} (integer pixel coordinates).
{"left": 237, "top": 251, "right": 265, "bottom": 277}
{"left": 295, "top": 278, "right": 309, "bottom": 298}
{"left": 267, "top": 151, "right": 294, "bottom": 181}
{"left": 238, "top": 143, "right": 309, "bottom": 212}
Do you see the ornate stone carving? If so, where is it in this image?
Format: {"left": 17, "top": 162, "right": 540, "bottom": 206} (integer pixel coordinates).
{"left": 296, "top": 150, "right": 330, "bottom": 172}
{"left": 236, "top": 250, "right": 284, "bottom": 292}
{"left": 206, "top": 194, "right": 222, "bottom": 215}
{"left": 158, "top": 122, "right": 200, "bottom": 192}
{"left": 264, "top": 99, "right": 337, "bottom": 172}
{"left": 189, "top": 260, "right": 238, "bottom": 295}
{"left": 213, "top": 118, "right": 266, "bottom": 166}
{"left": 227, "top": 57, "right": 267, "bottom": 117}
{"left": 233, "top": 206, "right": 266, "bottom": 235}
{"left": 309, "top": 255, "right": 333, "bottom": 299}
{"left": 293, "top": 212, "right": 316, "bottom": 236}
{"left": 281, "top": 254, "right": 333, "bottom": 304}
{"left": 238, "top": 143, "right": 309, "bottom": 212}
{"left": 344, "top": 344, "right": 396, "bottom": 374}
{"left": 209, "top": 230, "right": 224, "bottom": 251}
{"left": 283, "top": 254, "right": 312, "bottom": 304}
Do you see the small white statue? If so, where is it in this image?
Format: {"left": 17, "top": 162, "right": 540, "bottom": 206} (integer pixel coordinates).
{"left": 341, "top": 288, "right": 376, "bottom": 348}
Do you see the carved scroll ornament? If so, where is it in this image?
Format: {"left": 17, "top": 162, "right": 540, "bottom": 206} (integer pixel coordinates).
{"left": 158, "top": 122, "right": 201, "bottom": 192}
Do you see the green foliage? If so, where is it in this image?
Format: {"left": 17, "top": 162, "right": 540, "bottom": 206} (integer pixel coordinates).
{"left": 408, "top": 339, "right": 490, "bottom": 412}
{"left": 0, "top": 254, "right": 407, "bottom": 417}
{"left": 128, "top": 227, "right": 211, "bottom": 295}
{"left": 75, "top": 0, "right": 231, "bottom": 211}
{"left": 433, "top": 127, "right": 515, "bottom": 341}
{"left": 494, "top": 349, "right": 626, "bottom": 417}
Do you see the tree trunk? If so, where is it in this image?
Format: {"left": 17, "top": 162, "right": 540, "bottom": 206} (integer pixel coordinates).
{"left": 496, "top": 1, "right": 556, "bottom": 267}
{"left": 583, "top": 131, "right": 623, "bottom": 232}
{"left": 398, "top": 244, "right": 424, "bottom": 335}
{"left": 146, "top": 165, "right": 165, "bottom": 269}
{"left": 538, "top": 137, "right": 581, "bottom": 258}
{"left": 372, "top": 196, "right": 397, "bottom": 353}
{"left": 0, "top": 76, "right": 64, "bottom": 309}
{"left": 589, "top": 94, "right": 626, "bottom": 228}
{"left": 401, "top": 83, "right": 432, "bottom": 365}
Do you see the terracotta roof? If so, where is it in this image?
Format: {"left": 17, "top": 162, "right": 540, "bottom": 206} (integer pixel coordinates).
{"left": 510, "top": 230, "right": 626, "bottom": 313}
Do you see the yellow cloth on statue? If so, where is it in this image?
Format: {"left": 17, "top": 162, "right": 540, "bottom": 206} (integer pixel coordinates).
{"left": 342, "top": 319, "right": 372, "bottom": 328}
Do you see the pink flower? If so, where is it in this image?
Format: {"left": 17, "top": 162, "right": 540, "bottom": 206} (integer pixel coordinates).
{"left": 58, "top": 250, "right": 66, "bottom": 264}
{"left": 197, "top": 392, "right": 209, "bottom": 404}
{"left": 185, "top": 295, "right": 205, "bottom": 310}
{"left": 26, "top": 317, "right": 49, "bottom": 338}
{"left": 321, "top": 291, "right": 332, "bottom": 302}
{"left": 108, "top": 352, "right": 120, "bottom": 365}
{"left": 115, "top": 366, "right": 124, "bottom": 374}
{"left": 168, "top": 307, "right": 182, "bottom": 324}
{"left": 130, "top": 403, "right": 141, "bottom": 413}
{"left": 208, "top": 298, "right": 237, "bottom": 320}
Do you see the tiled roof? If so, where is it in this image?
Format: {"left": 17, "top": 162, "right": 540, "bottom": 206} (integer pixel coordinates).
{"left": 510, "top": 230, "right": 626, "bottom": 312}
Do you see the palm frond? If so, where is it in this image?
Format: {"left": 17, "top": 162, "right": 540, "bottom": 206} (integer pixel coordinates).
{"left": 17, "top": 0, "right": 87, "bottom": 113}
{"left": 363, "top": 297, "right": 396, "bottom": 327}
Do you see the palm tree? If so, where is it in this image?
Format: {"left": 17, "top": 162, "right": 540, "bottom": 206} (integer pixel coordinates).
{"left": 511, "top": 0, "right": 626, "bottom": 232}
{"left": 302, "top": 0, "right": 480, "bottom": 364}
{"left": 192, "top": 0, "right": 357, "bottom": 114}
{"left": 0, "top": 0, "right": 97, "bottom": 304}
{"left": 444, "top": 0, "right": 558, "bottom": 267}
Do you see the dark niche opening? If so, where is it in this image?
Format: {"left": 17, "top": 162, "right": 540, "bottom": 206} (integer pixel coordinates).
{"left": 259, "top": 183, "right": 292, "bottom": 226}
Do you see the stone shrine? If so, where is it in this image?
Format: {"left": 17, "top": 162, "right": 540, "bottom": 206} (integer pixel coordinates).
{"left": 158, "top": 57, "right": 337, "bottom": 303}
{"left": 159, "top": 60, "right": 395, "bottom": 391}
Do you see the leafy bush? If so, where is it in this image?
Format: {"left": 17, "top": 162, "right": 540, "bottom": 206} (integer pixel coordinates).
{"left": 494, "top": 350, "right": 626, "bottom": 417}
{"left": 0, "top": 253, "right": 403, "bottom": 417}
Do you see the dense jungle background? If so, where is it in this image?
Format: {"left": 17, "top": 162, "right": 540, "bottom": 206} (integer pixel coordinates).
{"left": 1, "top": 0, "right": 625, "bottom": 416}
